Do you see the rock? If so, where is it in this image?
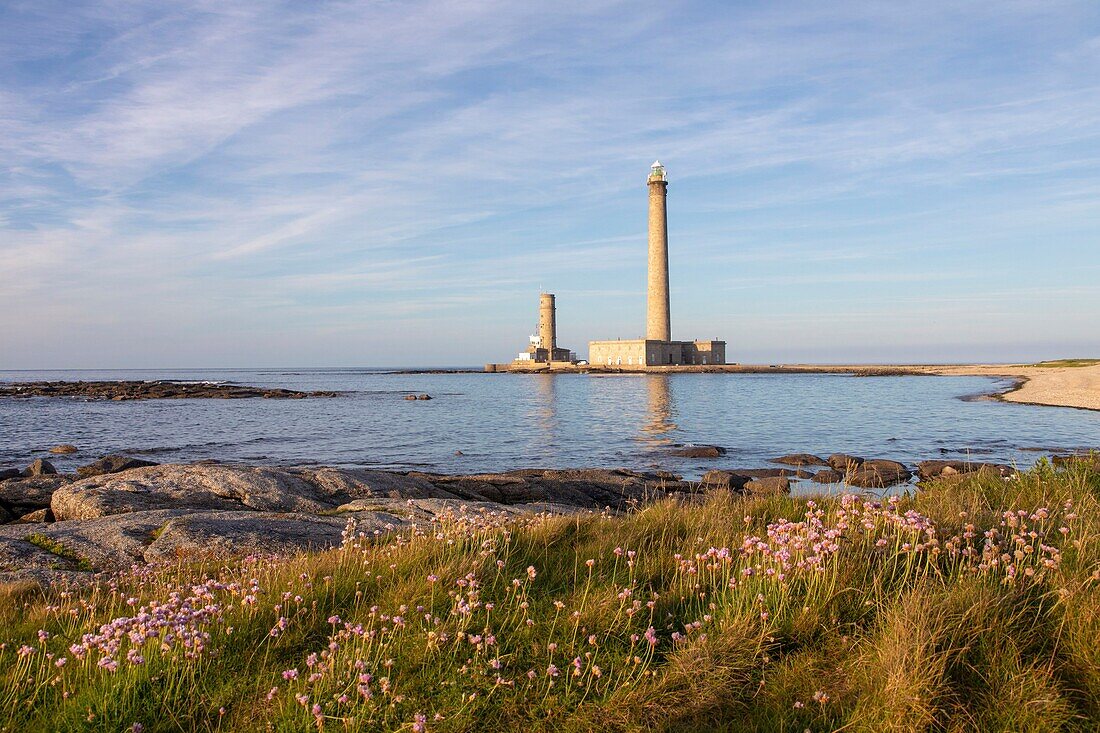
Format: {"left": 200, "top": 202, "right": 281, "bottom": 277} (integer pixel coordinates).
{"left": 143, "top": 512, "right": 370, "bottom": 564}
{"left": 1051, "top": 453, "right": 1100, "bottom": 468}
{"left": 827, "top": 454, "right": 864, "bottom": 472}
{"left": 334, "top": 497, "right": 575, "bottom": 523}
{"left": 17, "top": 509, "right": 53, "bottom": 523}
{"left": 846, "top": 459, "right": 912, "bottom": 488}
{"left": 935, "top": 465, "right": 1017, "bottom": 484}
{"left": 75, "top": 455, "right": 159, "bottom": 479}
{"left": 669, "top": 445, "right": 726, "bottom": 458}
{"left": 295, "top": 467, "right": 451, "bottom": 502}
{"left": 52, "top": 465, "right": 336, "bottom": 521}
{"left": 23, "top": 459, "right": 57, "bottom": 477}
{"left": 0, "top": 476, "right": 70, "bottom": 514}
{"left": 51, "top": 464, "right": 677, "bottom": 522}
{"left": 0, "top": 380, "right": 338, "bottom": 401}
{"left": 48, "top": 444, "right": 78, "bottom": 454}
{"left": 700, "top": 470, "right": 750, "bottom": 491}
{"left": 419, "top": 468, "right": 681, "bottom": 508}
{"left": 417, "top": 394, "right": 432, "bottom": 400}
{"left": 0, "top": 468, "right": 20, "bottom": 481}
{"left": 771, "top": 453, "right": 827, "bottom": 467}
{"left": 811, "top": 469, "right": 844, "bottom": 484}
{"left": 726, "top": 468, "right": 811, "bottom": 479}
{"left": 743, "top": 477, "right": 791, "bottom": 495}
{"left": 0, "top": 509, "right": 186, "bottom": 574}
{"left": 916, "top": 460, "right": 1016, "bottom": 481}
{"left": 404, "top": 395, "right": 418, "bottom": 401}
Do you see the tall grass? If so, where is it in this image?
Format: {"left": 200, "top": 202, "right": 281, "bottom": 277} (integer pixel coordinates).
{"left": 1, "top": 460, "right": 1098, "bottom": 732}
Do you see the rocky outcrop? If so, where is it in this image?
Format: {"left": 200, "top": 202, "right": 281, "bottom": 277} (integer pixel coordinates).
{"left": 0, "top": 381, "right": 338, "bottom": 400}
{"left": 827, "top": 454, "right": 864, "bottom": 472}
{"left": 846, "top": 459, "right": 912, "bottom": 488}
{"left": 731, "top": 467, "right": 812, "bottom": 479}
{"left": 49, "top": 444, "right": 78, "bottom": 454}
{"left": 811, "top": 469, "right": 844, "bottom": 484}
{"left": 143, "top": 512, "right": 371, "bottom": 563}
{"left": 49, "top": 465, "right": 685, "bottom": 523}
{"left": 700, "top": 470, "right": 751, "bottom": 491}
{"left": 916, "top": 460, "right": 1014, "bottom": 481}
{"left": 52, "top": 465, "right": 338, "bottom": 520}
{"left": 413, "top": 468, "right": 683, "bottom": 507}
{"left": 771, "top": 454, "right": 827, "bottom": 467}
{"left": 24, "top": 459, "right": 57, "bottom": 477}
{"left": 743, "top": 477, "right": 791, "bottom": 495}
{"left": 669, "top": 445, "right": 726, "bottom": 458}
{"left": 0, "top": 475, "right": 70, "bottom": 515}
{"left": 75, "top": 455, "right": 159, "bottom": 479}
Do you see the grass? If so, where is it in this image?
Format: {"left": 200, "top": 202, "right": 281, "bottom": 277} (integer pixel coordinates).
{"left": 1, "top": 460, "right": 1098, "bottom": 732}
{"left": 1030, "top": 359, "right": 1100, "bottom": 368}
{"left": 24, "top": 533, "right": 94, "bottom": 572}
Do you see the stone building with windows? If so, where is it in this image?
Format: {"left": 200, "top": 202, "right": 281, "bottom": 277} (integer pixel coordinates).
{"left": 588, "top": 162, "right": 726, "bottom": 367}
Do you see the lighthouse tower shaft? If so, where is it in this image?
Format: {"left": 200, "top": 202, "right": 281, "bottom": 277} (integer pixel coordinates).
{"left": 646, "top": 170, "right": 671, "bottom": 342}
{"left": 538, "top": 293, "right": 557, "bottom": 353}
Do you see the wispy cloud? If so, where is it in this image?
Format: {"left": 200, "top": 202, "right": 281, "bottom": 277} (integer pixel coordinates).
{"left": 1, "top": 0, "right": 1098, "bottom": 366}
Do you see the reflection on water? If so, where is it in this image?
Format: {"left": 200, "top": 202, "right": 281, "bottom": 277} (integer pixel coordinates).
{"left": 640, "top": 374, "right": 677, "bottom": 445}
{"left": 531, "top": 373, "right": 557, "bottom": 443}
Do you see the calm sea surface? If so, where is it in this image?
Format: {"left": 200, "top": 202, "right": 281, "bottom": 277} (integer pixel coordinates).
{"left": 2, "top": 369, "right": 1099, "bottom": 479}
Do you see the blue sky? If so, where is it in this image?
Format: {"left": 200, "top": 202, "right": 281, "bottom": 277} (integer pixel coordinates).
{"left": 1, "top": 0, "right": 1098, "bottom": 368}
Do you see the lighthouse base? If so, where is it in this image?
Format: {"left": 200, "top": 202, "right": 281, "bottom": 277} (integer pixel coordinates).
{"left": 588, "top": 339, "right": 725, "bottom": 367}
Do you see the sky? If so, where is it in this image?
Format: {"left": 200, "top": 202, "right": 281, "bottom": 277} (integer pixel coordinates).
{"left": 1, "top": 0, "right": 1099, "bottom": 368}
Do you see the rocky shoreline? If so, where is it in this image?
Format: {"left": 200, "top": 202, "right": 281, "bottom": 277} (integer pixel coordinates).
{"left": 0, "top": 448, "right": 1068, "bottom": 586}
{"left": 0, "top": 380, "right": 339, "bottom": 400}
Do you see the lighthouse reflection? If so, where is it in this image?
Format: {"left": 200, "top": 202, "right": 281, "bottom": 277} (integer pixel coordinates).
{"left": 532, "top": 373, "right": 557, "bottom": 441}
{"left": 640, "top": 374, "right": 677, "bottom": 445}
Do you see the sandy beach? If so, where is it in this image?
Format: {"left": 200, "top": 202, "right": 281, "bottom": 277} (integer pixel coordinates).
{"left": 917, "top": 362, "right": 1100, "bottom": 411}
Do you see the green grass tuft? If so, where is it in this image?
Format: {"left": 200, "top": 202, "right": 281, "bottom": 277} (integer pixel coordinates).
{"left": 1030, "top": 359, "right": 1100, "bottom": 368}
{"left": 24, "top": 533, "right": 94, "bottom": 572}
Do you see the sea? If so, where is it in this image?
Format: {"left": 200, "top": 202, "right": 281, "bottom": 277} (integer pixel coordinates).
{"left": 2, "top": 369, "right": 1099, "bottom": 480}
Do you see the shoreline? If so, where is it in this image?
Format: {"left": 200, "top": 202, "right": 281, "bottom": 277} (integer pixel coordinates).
{"left": 0, "top": 454, "right": 1048, "bottom": 582}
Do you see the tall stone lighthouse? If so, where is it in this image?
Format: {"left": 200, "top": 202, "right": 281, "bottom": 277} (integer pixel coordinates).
{"left": 646, "top": 161, "right": 671, "bottom": 342}
{"left": 587, "top": 161, "right": 727, "bottom": 367}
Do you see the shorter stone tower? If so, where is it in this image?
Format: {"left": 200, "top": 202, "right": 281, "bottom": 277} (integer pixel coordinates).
{"left": 539, "top": 293, "right": 557, "bottom": 354}
{"left": 508, "top": 293, "right": 575, "bottom": 365}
